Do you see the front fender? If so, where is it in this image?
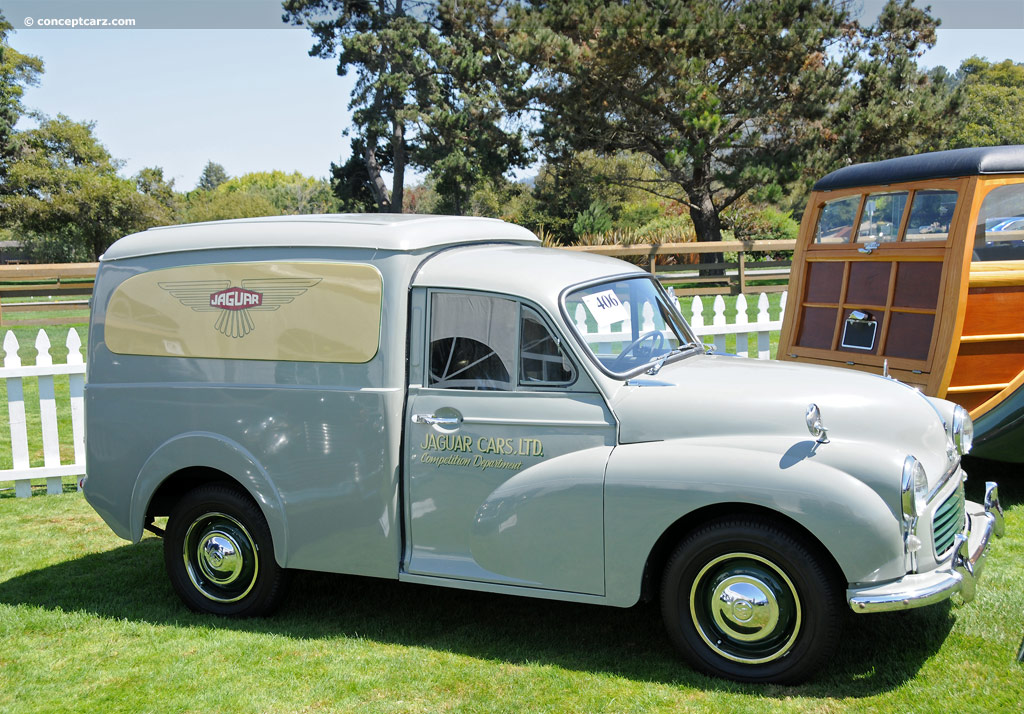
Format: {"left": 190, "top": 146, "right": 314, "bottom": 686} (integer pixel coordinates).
{"left": 603, "top": 438, "right": 905, "bottom": 607}
{"left": 129, "top": 431, "right": 289, "bottom": 567}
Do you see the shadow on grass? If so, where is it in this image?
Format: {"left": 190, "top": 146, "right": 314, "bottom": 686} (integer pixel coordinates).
{"left": 0, "top": 536, "right": 958, "bottom": 697}
{"left": 962, "top": 457, "right": 1024, "bottom": 507}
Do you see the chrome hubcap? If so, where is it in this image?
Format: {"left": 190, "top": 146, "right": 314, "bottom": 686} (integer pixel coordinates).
{"left": 690, "top": 553, "right": 801, "bottom": 664}
{"left": 199, "top": 534, "right": 243, "bottom": 585}
{"left": 711, "top": 575, "right": 779, "bottom": 641}
{"left": 183, "top": 512, "right": 259, "bottom": 603}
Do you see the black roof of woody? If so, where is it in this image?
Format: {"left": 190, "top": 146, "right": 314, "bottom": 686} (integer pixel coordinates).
{"left": 813, "top": 145, "right": 1024, "bottom": 191}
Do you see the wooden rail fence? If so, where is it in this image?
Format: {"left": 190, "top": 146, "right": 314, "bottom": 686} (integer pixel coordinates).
{"left": 0, "top": 263, "right": 98, "bottom": 327}
{"left": 562, "top": 240, "right": 796, "bottom": 296}
{"left": 0, "top": 241, "right": 793, "bottom": 327}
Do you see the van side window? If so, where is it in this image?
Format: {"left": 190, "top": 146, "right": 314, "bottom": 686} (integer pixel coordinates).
{"left": 520, "top": 306, "right": 575, "bottom": 386}
{"left": 429, "top": 293, "right": 516, "bottom": 390}
{"left": 974, "top": 184, "right": 1024, "bottom": 261}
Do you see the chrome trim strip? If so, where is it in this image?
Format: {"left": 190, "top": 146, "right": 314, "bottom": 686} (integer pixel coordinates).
{"left": 927, "top": 457, "right": 962, "bottom": 502}
{"left": 460, "top": 417, "right": 613, "bottom": 428}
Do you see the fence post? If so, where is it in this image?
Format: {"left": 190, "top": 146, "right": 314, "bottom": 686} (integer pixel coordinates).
{"left": 3, "top": 332, "right": 32, "bottom": 498}
{"left": 688, "top": 296, "right": 705, "bottom": 345}
{"left": 734, "top": 294, "right": 750, "bottom": 357}
{"left": 67, "top": 329, "right": 86, "bottom": 491}
{"left": 756, "top": 293, "right": 771, "bottom": 359}
{"left": 738, "top": 247, "right": 747, "bottom": 294}
{"left": 712, "top": 295, "right": 727, "bottom": 353}
{"left": 35, "top": 330, "right": 63, "bottom": 495}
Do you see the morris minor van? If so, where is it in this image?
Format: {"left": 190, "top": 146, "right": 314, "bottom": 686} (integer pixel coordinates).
{"left": 84, "top": 214, "right": 1004, "bottom": 684}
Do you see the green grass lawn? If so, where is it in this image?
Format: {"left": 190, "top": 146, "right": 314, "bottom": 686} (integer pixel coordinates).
{"left": 0, "top": 470, "right": 1021, "bottom": 714}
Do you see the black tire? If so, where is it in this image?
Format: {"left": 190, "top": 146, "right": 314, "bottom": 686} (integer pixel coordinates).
{"left": 164, "top": 483, "right": 289, "bottom": 617}
{"left": 660, "top": 516, "right": 842, "bottom": 684}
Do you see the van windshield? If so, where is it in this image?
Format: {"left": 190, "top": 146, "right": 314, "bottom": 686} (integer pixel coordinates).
{"left": 564, "top": 277, "right": 698, "bottom": 375}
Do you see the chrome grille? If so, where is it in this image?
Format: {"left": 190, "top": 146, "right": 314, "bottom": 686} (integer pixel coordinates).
{"left": 933, "top": 485, "right": 966, "bottom": 557}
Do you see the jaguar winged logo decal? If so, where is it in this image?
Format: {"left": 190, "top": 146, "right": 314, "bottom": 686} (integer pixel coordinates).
{"left": 159, "top": 278, "right": 322, "bottom": 338}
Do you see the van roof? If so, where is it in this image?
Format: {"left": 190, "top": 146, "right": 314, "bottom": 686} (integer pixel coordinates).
{"left": 101, "top": 214, "right": 539, "bottom": 261}
{"left": 813, "top": 145, "right": 1024, "bottom": 192}
{"left": 413, "top": 243, "right": 643, "bottom": 301}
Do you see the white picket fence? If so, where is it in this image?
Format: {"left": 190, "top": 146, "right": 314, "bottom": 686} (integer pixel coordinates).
{"left": 1, "top": 293, "right": 785, "bottom": 497}
{"left": 573, "top": 290, "right": 787, "bottom": 361}
{"left": 1, "top": 328, "right": 85, "bottom": 498}
{"left": 685, "top": 291, "right": 788, "bottom": 359}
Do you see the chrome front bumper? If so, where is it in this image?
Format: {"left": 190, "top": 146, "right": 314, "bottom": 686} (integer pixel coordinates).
{"left": 847, "top": 482, "right": 1005, "bottom": 614}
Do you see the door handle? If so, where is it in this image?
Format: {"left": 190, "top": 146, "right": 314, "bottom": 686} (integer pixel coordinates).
{"left": 412, "top": 413, "right": 461, "bottom": 426}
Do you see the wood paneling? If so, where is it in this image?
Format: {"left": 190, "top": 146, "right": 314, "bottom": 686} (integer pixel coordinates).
{"left": 894, "top": 261, "right": 943, "bottom": 309}
{"left": 961, "top": 286, "right": 1024, "bottom": 337}
{"left": 797, "top": 307, "right": 838, "bottom": 350}
{"left": 885, "top": 312, "right": 935, "bottom": 361}
{"left": 950, "top": 339, "right": 1024, "bottom": 386}
{"left": 805, "top": 261, "right": 844, "bottom": 303}
{"left": 846, "top": 262, "right": 891, "bottom": 306}
{"left": 952, "top": 391, "right": 1000, "bottom": 412}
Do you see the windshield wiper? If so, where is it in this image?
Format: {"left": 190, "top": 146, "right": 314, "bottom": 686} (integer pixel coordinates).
{"left": 646, "top": 346, "right": 691, "bottom": 375}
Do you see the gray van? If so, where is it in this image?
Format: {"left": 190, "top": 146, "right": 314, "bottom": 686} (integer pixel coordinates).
{"left": 83, "top": 215, "right": 1004, "bottom": 684}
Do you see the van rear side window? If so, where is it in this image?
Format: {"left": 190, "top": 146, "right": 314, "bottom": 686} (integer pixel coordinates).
{"left": 105, "top": 261, "right": 383, "bottom": 363}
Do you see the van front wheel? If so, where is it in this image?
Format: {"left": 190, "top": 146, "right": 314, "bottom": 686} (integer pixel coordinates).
{"left": 164, "top": 484, "right": 288, "bottom": 616}
{"left": 660, "top": 516, "right": 841, "bottom": 684}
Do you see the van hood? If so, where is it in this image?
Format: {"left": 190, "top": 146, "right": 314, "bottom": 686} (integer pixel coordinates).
{"left": 610, "top": 353, "right": 951, "bottom": 468}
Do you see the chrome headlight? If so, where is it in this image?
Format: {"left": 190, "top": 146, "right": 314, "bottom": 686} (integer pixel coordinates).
{"left": 949, "top": 405, "right": 973, "bottom": 455}
{"left": 901, "top": 456, "right": 928, "bottom": 518}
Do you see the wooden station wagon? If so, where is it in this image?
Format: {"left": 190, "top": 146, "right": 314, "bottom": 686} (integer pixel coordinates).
{"left": 780, "top": 145, "right": 1024, "bottom": 462}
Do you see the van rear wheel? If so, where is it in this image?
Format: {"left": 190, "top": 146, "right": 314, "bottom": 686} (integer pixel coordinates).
{"left": 164, "top": 484, "right": 288, "bottom": 616}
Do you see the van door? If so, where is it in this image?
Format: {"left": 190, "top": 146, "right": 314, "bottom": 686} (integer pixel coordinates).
{"left": 403, "top": 289, "right": 616, "bottom": 595}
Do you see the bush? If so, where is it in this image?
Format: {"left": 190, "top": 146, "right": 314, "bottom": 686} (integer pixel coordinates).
{"left": 722, "top": 201, "right": 798, "bottom": 260}
{"left": 573, "top": 200, "right": 613, "bottom": 236}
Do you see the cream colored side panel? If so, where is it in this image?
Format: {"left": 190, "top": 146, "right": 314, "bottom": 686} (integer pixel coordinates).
{"left": 106, "top": 262, "right": 382, "bottom": 363}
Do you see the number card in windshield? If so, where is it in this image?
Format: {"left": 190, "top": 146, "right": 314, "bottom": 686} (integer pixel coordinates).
{"left": 582, "top": 290, "right": 628, "bottom": 328}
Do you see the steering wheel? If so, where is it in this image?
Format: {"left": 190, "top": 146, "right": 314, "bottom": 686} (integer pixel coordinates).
{"left": 612, "top": 330, "right": 666, "bottom": 370}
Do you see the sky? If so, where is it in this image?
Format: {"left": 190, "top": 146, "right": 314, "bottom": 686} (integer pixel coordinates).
{"left": 6, "top": 2, "right": 1024, "bottom": 191}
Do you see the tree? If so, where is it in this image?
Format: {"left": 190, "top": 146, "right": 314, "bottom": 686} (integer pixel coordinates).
{"left": 215, "top": 170, "right": 339, "bottom": 214}
{"left": 1, "top": 115, "right": 164, "bottom": 260}
{"left": 284, "top": 0, "right": 528, "bottom": 214}
{"left": 197, "top": 160, "right": 229, "bottom": 191}
{"left": 330, "top": 138, "right": 380, "bottom": 213}
{"left": 531, "top": 151, "right": 678, "bottom": 242}
{"left": 135, "top": 166, "right": 181, "bottom": 223}
{"left": 0, "top": 13, "right": 44, "bottom": 190}
{"left": 284, "top": 0, "right": 439, "bottom": 212}
{"left": 510, "top": 0, "right": 850, "bottom": 260}
{"left": 182, "top": 170, "right": 339, "bottom": 223}
{"left": 182, "top": 189, "right": 280, "bottom": 224}
{"left": 415, "top": 0, "right": 529, "bottom": 215}
{"left": 823, "top": 0, "right": 952, "bottom": 168}
{"left": 946, "top": 57, "right": 1024, "bottom": 149}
